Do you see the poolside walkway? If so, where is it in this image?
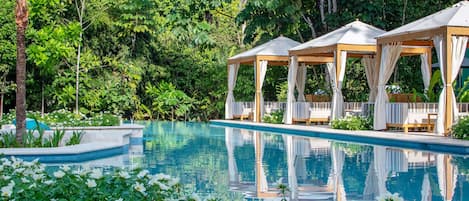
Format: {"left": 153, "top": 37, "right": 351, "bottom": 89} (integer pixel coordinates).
{"left": 211, "top": 120, "right": 469, "bottom": 155}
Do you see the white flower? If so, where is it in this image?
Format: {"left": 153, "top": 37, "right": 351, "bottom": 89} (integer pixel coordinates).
{"left": 189, "top": 193, "right": 201, "bottom": 201}
{"left": 137, "top": 170, "right": 149, "bottom": 178}
{"left": 168, "top": 178, "right": 179, "bottom": 187}
{"left": 115, "top": 199, "right": 123, "bottom": 201}
{"left": 86, "top": 179, "right": 97, "bottom": 188}
{"left": 118, "top": 171, "right": 130, "bottom": 179}
{"left": 32, "top": 174, "right": 44, "bottom": 181}
{"left": 158, "top": 182, "right": 169, "bottom": 190}
{"left": 21, "top": 178, "right": 30, "bottom": 183}
{"left": 53, "top": 170, "right": 65, "bottom": 178}
{"left": 154, "top": 173, "right": 171, "bottom": 181}
{"left": 90, "top": 169, "right": 103, "bottom": 179}
{"left": 377, "top": 193, "right": 404, "bottom": 201}
{"left": 60, "top": 165, "right": 71, "bottom": 172}
{"left": 1, "top": 186, "right": 12, "bottom": 197}
{"left": 133, "top": 182, "right": 146, "bottom": 195}
{"left": 28, "top": 183, "right": 37, "bottom": 189}
{"left": 2, "top": 176, "right": 11, "bottom": 180}
{"left": 44, "top": 180, "right": 54, "bottom": 185}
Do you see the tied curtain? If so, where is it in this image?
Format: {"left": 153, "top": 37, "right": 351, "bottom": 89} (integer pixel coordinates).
{"left": 284, "top": 135, "right": 298, "bottom": 200}
{"left": 253, "top": 132, "right": 268, "bottom": 192}
{"left": 225, "top": 128, "right": 238, "bottom": 183}
{"left": 254, "top": 61, "right": 268, "bottom": 122}
{"left": 331, "top": 145, "right": 346, "bottom": 201}
{"left": 373, "top": 43, "right": 403, "bottom": 130}
{"left": 285, "top": 56, "right": 299, "bottom": 124}
{"left": 362, "top": 56, "right": 379, "bottom": 102}
{"left": 421, "top": 173, "right": 431, "bottom": 201}
{"left": 327, "top": 51, "right": 347, "bottom": 121}
{"left": 374, "top": 146, "right": 389, "bottom": 197}
{"left": 434, "top": 35, "right": 468, "bottom": 134}
{"left": 225, "top": 63, "right": 240, "bottom": 119}
{"left": 436, "top": 155, "right": 458, "bottom": 201}
{"left": 420, "top": 53, "right": 431, "bottom": 93}
{"left": 296, "top": 63, "right": 307, "bottom": 102}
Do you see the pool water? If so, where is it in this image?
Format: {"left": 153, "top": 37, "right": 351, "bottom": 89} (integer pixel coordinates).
{"left": 71, "top": 121, "right": 469, "bottom": 200}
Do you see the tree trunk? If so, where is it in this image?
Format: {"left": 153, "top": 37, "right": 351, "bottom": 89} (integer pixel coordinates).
{"left": 15, "top": 0, "right": 28, "bottom": 144}
{"left": 75, "top": 0, "right": 85, "bottom": 114}
{"left": 320, "top": 0, "right": 325, "bottom": 26}
{"left": 0, "top": 93, "right": 4, "bottom": 120}
{"left": 41, "top": 83, "right": 44, "bottom": 117}
{"left": 301, "top": 14, "right": 317, "bottom": 39}
{"left": 332, "top": 0, "right": 337, "bottom": 13}
{"left": 327, "top": 0, "right": 332, "bottom": 14}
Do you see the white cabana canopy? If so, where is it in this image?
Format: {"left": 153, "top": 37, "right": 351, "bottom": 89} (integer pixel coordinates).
{"left": 285, "top": 20, "right": 386, "bottom": 123}
{"left": 226, "top": 36, "right": 300, "bottom": 122}
{"left": 374, "top": 1, "right": 469, "bottom": 135}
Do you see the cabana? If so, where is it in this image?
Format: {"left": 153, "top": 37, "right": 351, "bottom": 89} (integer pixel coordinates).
{"left": 374, "top": 1, "right": 469, "bottom": 135}
{"left": 226, "top": 36, "right": 300, "bottom": 122}
{"left": 286, "top": 20, "right": 386, "bottom": 124}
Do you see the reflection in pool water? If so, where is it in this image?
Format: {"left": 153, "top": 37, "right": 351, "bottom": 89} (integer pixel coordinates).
{"left": 58, "top": 121, "right": 469, "bottom": 201}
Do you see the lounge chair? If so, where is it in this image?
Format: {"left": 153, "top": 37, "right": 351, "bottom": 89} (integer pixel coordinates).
{"left": 385, "top": 103, "right": 438, "bottom": 133}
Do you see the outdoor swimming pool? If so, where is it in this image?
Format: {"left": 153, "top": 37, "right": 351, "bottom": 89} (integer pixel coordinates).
{"left": 63, "top": 121, "right": 469, "bottom": 200}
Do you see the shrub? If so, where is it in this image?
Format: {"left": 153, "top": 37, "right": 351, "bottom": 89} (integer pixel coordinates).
{"left": 66, "top": 130, "right": 84, "bottom": 146}
{"left": 0, "top": 157, "right": 201, "bottom": 201}
{"left": 262, "top": 110, "right": 284, "bottom": 124}
{"left": 331, "top": 116, "right": 372, "bottom": 130}
{"left": 452, "top": 116, "right": 469, "bottom": 140}
{"left": 0, "top": 110, "right": 120, "bottom": 127}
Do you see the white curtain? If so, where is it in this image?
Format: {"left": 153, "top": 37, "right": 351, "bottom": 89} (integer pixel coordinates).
{"left": 253, "top": 61, "right": 268, "bottom": 122}
{"left": 363, "top": 160, "right": 379, "bottom": 200}
{"left": 434, "top": 36, "right": 468, "bottom": 134}
{"left": 285, "top": 56, "right": 298, "bottom": 124}
{"left": 327, "top": 62, "right": 337, "bottom": 119}
{"left": 284, "top": 135, "right": 298, "bottom": 200}
{"left": 421, "top": 173, "right": 431, "bottom": 201}
{"left": 254, "top": 132, "right": 268, "bottom": 192}
{"left": 296, "top": 63, "right": 307, "bottom": 102}
{"left": 225, "top": 64, "right": 240, "bottom": 119}
{"left": 436, "top": 154, "right": 458, "bottom": 201}
{"left": 225, "top": 128, "right": 238, "bottom": 183}
{"left": 374, "top": 146, "right": 389, "bottom": 197}
{"left": 362, "top": 56, "right": 379, "bottom": 102}
{"left": 332, "top": 51, "right": 347, "bottom": 120}
{"left": 373, "top": 43, "right": 403, "bottom": 130}
{"left": 332, "top": 145, "right": 346, "bottom": 201}
{"left": 420, "top": 53, "right": 431, "bottom": 93}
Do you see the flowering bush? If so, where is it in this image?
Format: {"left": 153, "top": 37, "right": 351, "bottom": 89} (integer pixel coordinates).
{"left": 377, "top": 193, "right": 404, "bottom": 201}
{"left": 0, "top": 110, "right": 120, "bottom": 127}
{"left": 452, "top": 116, "right": 469, "bottom": 140}
{"left": 0, "top": 157, "right": 201, "bottom": 200}
{"left": 331, "top": 116, "right": 372, "bottom": 130}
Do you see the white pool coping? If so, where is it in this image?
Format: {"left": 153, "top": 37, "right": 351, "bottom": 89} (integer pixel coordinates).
{"left": 0, "top": 125, "right": 144, "bottom": 157}
{"left": 211, "top": 120, "right": 469, "bottom": 153}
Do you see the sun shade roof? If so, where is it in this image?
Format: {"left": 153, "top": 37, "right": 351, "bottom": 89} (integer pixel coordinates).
{"left": 378, "top": 1, "right": 469, "bottom": 39}
{"left": 229, "top": 36, "right": 301, "bottom": 60}
{"left": 290, "top": 20, "right": 386, "bottom": 51}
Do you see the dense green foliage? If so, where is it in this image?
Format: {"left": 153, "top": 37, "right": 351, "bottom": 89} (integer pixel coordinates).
{"left": 452, "top": 116, "right": 469, "bottom": 140}
{"left": 0, "top": 110, "right": 119, "bottom": 127}
{"left": 0, "top": 157, "right": 201, "bottom": 200}
{"left": 262, "top": 110, "right": 284, "bottom": 124}
{"left": 0, "top": 0, "right": 464, "bottom": 121}
{"left": 331, "top": 116, "right": 372, "bottom": 130}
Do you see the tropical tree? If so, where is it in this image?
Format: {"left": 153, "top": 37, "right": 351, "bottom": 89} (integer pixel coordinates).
{"left": 15, "top": 0, "right": 28, "bottom": 143}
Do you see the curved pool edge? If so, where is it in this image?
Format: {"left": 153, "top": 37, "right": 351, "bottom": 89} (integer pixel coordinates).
{"left": 0, "top": 125, "right": 145, "bottom": 163}
{"left": 210, "top": 120, "right": 469, "bottom": 155}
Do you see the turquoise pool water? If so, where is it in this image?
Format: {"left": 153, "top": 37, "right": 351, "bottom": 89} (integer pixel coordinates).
{"left": 75, "top": 121, "right": 469, "bottom": 200}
